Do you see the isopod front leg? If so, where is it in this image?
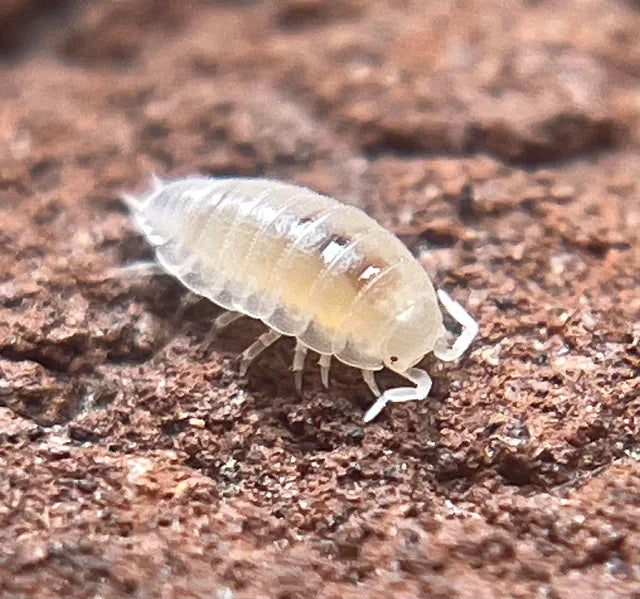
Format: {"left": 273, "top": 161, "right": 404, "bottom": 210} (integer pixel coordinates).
{"left": 239, "top": 329, "right": 281, "bottom": 376}
{"left": 363, "top": 367, "right": 433, "bottom": 423}
{"left": 318, "top": 354, "right": 331, "bottom": 388}
{"left": 292, "top": 340, "right": 308, "bottom": 394}
{"left": 361, "top": 369, "right": 381, "bottom": 397}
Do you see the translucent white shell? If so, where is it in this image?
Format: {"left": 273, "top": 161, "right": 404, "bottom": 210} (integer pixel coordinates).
{"left": 127, "top": 176, "right": 445, "bottom": 371}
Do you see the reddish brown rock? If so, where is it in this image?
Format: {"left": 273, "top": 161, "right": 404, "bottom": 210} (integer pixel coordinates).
{"left": 1, "top": 1, "right": 639, "bottom": 597}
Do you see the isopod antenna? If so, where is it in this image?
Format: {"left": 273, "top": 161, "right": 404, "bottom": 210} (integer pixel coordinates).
{"left": 433, "top": 289, "right": 478, "bottom": 362}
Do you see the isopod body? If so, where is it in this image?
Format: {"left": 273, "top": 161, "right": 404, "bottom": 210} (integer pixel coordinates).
{"left": 123, "top": 176, "right": 478, "bottom": 421}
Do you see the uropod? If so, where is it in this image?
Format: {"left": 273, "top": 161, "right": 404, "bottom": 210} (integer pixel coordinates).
{"left": 122, "top": 176, "right": 478, "bottom": 421}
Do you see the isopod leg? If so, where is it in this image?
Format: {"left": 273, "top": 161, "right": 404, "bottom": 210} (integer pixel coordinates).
{"left": 214, "top": 310, "right": 243, "bottom": 331}
{"left": 173, "top": 292, "right": 204, "bottom": 324}
{"left": 318, "top": 354, "right": 331, "bottom": 388}
{"left": 292, "top": 340, "right": 308, "bottom": 394}
{"left": 363, "top": 367, "right": 433, "bottom": 423}
{"left": 433, "top": 289, "right": 478, "bottom": 362}
{"left": 361, "top": 369, "right": 381, "bottom": 397}
{"left": 239, "top": 329, "right": 281, "bottom": 376}
{"left": 202, "top": 311, "right": 244, "bottom": 347}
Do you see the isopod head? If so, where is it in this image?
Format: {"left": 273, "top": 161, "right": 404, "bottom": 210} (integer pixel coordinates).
{"left": 383, "top": 294, "right": 445, "bottom": 373}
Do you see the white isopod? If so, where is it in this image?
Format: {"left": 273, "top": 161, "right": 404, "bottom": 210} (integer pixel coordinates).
{"left": 121, "top": 176, "right": 478, "bottom": 421}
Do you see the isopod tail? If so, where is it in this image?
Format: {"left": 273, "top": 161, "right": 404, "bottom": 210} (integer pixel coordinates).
{"left": 150, "top": 172, "right": 163, "bottom": 191}
{"left": 121, "top": 174, "right": 168, "bottom": 244}
{"left": 121, "top": 173, "right": 164, "bottom": 214}
{"left": 121, "top": 192, "right": 145, "bottom": 213}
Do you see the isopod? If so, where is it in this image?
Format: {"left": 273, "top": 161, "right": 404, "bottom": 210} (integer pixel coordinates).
{"left": 121, "top": 176, "right": 478, "bottom": 421}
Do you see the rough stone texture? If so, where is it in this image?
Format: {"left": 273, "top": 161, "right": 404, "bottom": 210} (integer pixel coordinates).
{"left": 1, "top": 0, "right": 640, "bottom": 597}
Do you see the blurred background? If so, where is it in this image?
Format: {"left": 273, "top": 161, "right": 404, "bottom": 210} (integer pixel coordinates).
{"left": 1, "top": 1, "right": 640, "bottom": 598}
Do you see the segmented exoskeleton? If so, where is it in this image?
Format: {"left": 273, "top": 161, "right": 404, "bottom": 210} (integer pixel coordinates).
{"left": 122, "top": 176, "right": 478, "bottom": 421}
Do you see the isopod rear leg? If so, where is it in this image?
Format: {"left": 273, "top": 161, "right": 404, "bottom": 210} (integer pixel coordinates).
{"left": 239, "top": 329, "right": 281, "bottom": 376}
{"left": 173, "top": 292, "right": 205, "bottom": 325}
{"left": 203, "top": 311, "right": 244, "bottom": 347}
{"left": 292, "top": 340, "right": 308, "bottom": 394}
{"left": 214, "top": 311, "right": 243, "bottom": 330}
{"left": 364, "top": 367, "right": 433, "bottom": 423}
{"left": 318, "top": 354, "right": 331, "bottom": 388}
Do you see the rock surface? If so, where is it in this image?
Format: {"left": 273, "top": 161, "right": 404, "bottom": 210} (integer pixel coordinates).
{"left": 1, "top": 1, "right": 640, "bottom": 597}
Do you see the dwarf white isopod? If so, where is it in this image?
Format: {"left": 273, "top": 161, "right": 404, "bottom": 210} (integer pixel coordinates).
{"left": 121, "top": 176, "right": 478, "bottom": 421}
